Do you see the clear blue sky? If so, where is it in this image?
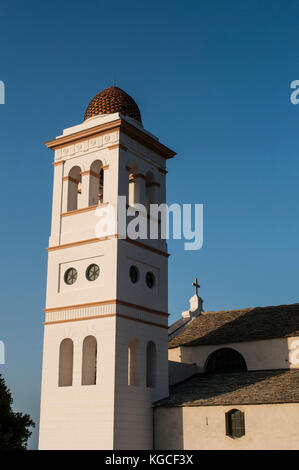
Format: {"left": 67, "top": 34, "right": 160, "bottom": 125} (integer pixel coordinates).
{"left": 0, "top": 0, "right": 299, "bottom": 449}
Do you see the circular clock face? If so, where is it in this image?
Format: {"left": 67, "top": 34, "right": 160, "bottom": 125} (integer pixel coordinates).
{"left": 86, "top": 264, "right": 100, "bottom": 282}
{"left": 129, "top": 266, "right": 139, "bottom": 284}
{"left": 145, "top": 272, "right": 155, "bottom": 289}
{"left": 64, "top": 268, "right": 78, "bottom": 285}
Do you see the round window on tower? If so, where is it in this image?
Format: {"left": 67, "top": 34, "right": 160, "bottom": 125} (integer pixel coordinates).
{"left": 86, "top": 264, "right": 100, "bottom": 282}
{"left": 145, "top": 272, "right": 155, "bottom": 289}
{"left": 129, "top": 266, "right": 139, "bottom": 284}
{"left": 64, "top": 268, "right": 78, "bottom": 285}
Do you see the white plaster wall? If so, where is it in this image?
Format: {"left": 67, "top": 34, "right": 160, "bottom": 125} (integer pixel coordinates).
{"left": 288, "top": 337, "right": 299, "bottom": 368}
{"left": 60, "top": 113, "right": 149, "bottom": 138}
{"left": 114, "top": 317, "right": 169, "bottom": 449}
{"left": 154, "top": 403, "right": 299, "bottom": 450}
{"left": 49, "top": 162, "right": 63, "bottom": 246}
{"left": 116, "top": 240, "right": 168, "bottom": 314}
{"left": 60, "top": 209, "right": 108, "bottom": 245}
{"left": 169, "top": 337, "right": 297, "bottom": 372}
{"left": 169, "top": 361, "right": 199, "bottom": 386}
{"left": 45, "top": 239, "right": 117, "bottom": 309}
{"left": 39, "top": 316, "right": 116, "bottom": 450}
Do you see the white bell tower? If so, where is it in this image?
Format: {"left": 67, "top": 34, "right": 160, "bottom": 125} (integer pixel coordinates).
{"left": 38, "top": 86, "right": 176, "bottom": 450}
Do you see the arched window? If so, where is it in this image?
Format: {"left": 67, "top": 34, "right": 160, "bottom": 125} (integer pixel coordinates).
{"left": 128, "top": 338, "right": 139, "bottom": 386}
{"left": 58, "top": 338, "right": 73, "bottom": 387}
{"left": 226, "top": 409, "right": 245, "bottom": 438}
{"left": 127, "top": 163, "right": 138, "bottom": 206}
{"left": 205, "top": 348, "right": 247, "bottom": 374}
{"left": 82, "top": 336, "right": 97, "bottom": 385}
{"left": 67, "top": 166, "right": 82, "bottom": 212}
{"left": 146, "top": 341, "right": 157, "bottom": 388}
{"left": 89, "top": 160, "right": 104, "bottom": 206}
{"left": 145, "top": 171, "right": 156, "bottom": 210}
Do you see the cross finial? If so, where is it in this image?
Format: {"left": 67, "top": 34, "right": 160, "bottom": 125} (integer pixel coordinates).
{"left": 192, "top": 277, "right": 200, "bottom": 296}
{"left": 113, "top": 73, "right": 116, "bottom": 87}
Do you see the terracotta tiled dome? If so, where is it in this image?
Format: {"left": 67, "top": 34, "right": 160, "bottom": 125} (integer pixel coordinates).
{"left": 84, "top": 86, "right": 142, "bottom": 123}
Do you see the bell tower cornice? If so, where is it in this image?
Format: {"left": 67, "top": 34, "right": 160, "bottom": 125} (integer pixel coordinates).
{"left": 45, "top": 117, "right": 176, "bottom": 160}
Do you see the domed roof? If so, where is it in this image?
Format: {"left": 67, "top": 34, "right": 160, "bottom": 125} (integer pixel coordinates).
{"left": 84, "top": 86, "right": 142, "bottom": 123}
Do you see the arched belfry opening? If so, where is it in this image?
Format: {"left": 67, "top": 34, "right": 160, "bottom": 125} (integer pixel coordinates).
{"left": 127, "top": 163, "right": 139, "bottom": 206}
{"left": 89, "top": 160, "right": 104, "bottom": 206}
{"left": 205, "top": 348, "right": 247, "bottom": 374}
{"left": 67, "top": 166, "right": 82, "bottom": 211}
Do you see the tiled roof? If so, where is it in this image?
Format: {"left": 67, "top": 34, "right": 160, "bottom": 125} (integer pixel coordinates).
{"left": 155, "top": 369, "right": 299, "bottom": 407}
{"left": 168, "top": 303, "right": 299, "bottom": 349}
{"left": 84, "top": 86, "right": 142, "bottom": 123}
{"left": 168, "top": 317, "right": 190, "bottom": 341}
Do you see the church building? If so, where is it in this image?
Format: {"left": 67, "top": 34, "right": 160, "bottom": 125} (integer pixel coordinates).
{"left": 39, "top": 86, "right": 299, "bottom": 450}
{"left": 157, "top": 293, "right": 299, "bottom": 450}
